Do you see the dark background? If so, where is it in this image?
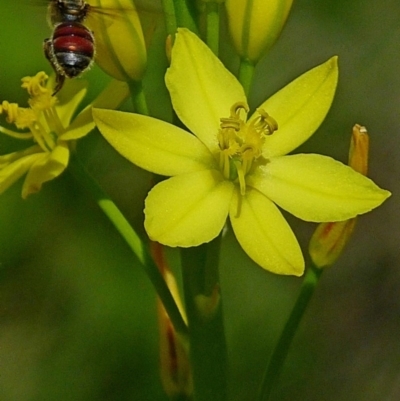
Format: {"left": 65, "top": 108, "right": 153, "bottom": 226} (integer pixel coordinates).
{"left": 0, "top": 1, "right": 399, "bottom": 400}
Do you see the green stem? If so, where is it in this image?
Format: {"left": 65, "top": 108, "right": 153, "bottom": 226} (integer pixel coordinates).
{"left": 68, "top": 155, "right": 188, "bottom": 339}
{"left": 173, "top": 0, "right": 199, "bottom": 32}
{"left": 128, "top": 80, "right": 149, "bottom": 115}
{"left": 238, "top": 57, "right": 255, "bottom": 98}
{"left": 205, "top": 1, "right": 220, "bottom": 55}
{"left": 180, "top": 235, "right": 228, "bottom": 401}
{"left": 161, "top": 0, "right": 178, "bottom": 37}
{"left": 257, "top": 265, "right": 323, "bottom": 401}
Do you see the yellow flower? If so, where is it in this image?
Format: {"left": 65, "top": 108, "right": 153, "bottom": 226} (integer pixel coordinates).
{"left": 225, "top": 0, "right": 294, "bottom": 62}
{"left": 0, "top": 72, "right": 128, "bottom": 198}
{"left": 87, "top": 0, "right": 147, "bottom": 82}
{"left": 93, "top": 29, "right": 390, "bottom": 276}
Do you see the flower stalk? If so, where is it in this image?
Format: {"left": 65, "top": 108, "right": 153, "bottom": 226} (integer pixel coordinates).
{"left": 162, "top": 0, "right": 178, "bottom": 37}
{"left": 128, "top": 80, "right": 149, "bottom": 115}
{"left": 257, "top": 266, "right": 322, "bottom": 401}
{"left": 173, "top": 0, "right": 199, "bottom": 33}
{"left": 180, "top": 235, "right": 228, "bottom": 401}
{"left": 238, "top": 58, "right": 256, "bottom": 97}
{"left": 204, "top": 1, "right": 221, "bottom": 55}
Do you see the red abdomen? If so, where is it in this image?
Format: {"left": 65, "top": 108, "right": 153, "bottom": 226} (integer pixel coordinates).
{"left": 53, "top": 23, "right": 94, "bottom": 56}
{"left": 52, "top": 22, "right": 95, "bottom": 78}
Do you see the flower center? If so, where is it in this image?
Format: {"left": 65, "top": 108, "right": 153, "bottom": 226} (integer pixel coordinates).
{"left": 217, "top": 102, "right": 278, "bottom": 195}
{"left": 0, "top": 72, "right": 65, "bottom": 152}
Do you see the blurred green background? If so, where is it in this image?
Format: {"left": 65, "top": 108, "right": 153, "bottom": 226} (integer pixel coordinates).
{"left": 0, "top": 0, "right": 399, "bottom": 400}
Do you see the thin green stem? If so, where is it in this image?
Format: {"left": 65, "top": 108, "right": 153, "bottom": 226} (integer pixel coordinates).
{"left": 180, "top": 235, "right": 228, "bottom": 401}
{"left": 68, "top": 155, "right": 188, "bottom": 339}
{"left": 238, "top": 57, "right": 255, "bottom": 98}
{"left": 161, "top": 0, "right": 178, "bottom": 37}
{"left": 257, "top": 265, "right": 323, "bottom": 401}
{"left": 205, "top": 1, "right": 220, "bottom": 55}
{"left": 173, "top": 0, "right": 199, "bottom": 32}
{"left": 128, "top": 80, "right": 149, "bottom": 116}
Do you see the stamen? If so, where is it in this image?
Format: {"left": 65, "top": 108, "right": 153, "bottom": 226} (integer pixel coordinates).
{"left": 230, "top": 102, "right": 249, "bottom": 119}
{"left": 234, "top": 189, "right": 243, "bottom": 218}
{"left": 234, "top": 160, "right": 246, "bottom": 196}
{"left": 251, "top": 109, "right": 278, "bottom": 136}
{"left": 220, "top": 118, "right": 241, "bottom": 131}
{"left": 220, "top": 152, "right": 231, "bottom": 179}
{"left": 44, "top": 107, "right": 66, "bottom": 137}
{"left": 0, "top": 126, "right": 33, "bottom": 140}
{"left": 217, "top": 103, "right": 278, "bottom": 212}
{"left": 30, "top": 121, "right": 53, "bottom": 152}
{"left": 21, "top": 72, "right": 49, "bottom": 98}
{"left": 220, "top": 102, "right": 249, "bottom": 131}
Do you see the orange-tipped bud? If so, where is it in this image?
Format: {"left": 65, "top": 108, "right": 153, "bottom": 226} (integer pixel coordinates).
{"left": 309, "top": 124, "right": 370, "bottom": 268}
{"left": 349, "top": 124, "right": 369, "bottom": 175}
{"left": 151, "top": 242, "right": 192, "bottom": 398}
{"left": 309, "top": 219, "right": 357, "bottom": 268}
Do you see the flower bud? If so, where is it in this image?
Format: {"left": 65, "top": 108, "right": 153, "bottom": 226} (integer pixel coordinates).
{"left": 225, "top": 0, "right": 293, "bottom": 63}
{"left": 151, "top": 242, "right": 192, "bottom": 398}
{"left": 349, "top": 124, "right": 369, "bottom": 175}
{"left": 87, "top": 0, "right": 147, "bottom": 81}
{"left": 309, "top": 125, "right": 370, "bottom": 268}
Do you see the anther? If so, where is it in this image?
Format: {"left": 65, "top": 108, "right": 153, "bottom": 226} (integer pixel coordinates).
{"left": 253, "top": 108, "right": 278, "bottom": 135}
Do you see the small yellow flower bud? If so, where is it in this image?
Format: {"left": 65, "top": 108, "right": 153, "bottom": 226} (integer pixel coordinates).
{"left": 309, "top": 124, "right": 370, "bottom": 268}
{"left": 87, "top": 0, "right": 147, "bottom": 82}
{"left": 309, "top": 219, "right": 357, "bottom": 269}
{"left": 225, "top": 0, "right": 294, "bottom": 63}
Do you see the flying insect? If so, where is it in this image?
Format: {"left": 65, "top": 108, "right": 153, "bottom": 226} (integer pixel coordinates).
{"left": 44, "top": 0, "right": 96, "bottom": 94}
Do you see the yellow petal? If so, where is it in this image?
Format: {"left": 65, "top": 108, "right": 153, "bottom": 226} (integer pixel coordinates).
{"left": 0, "top": 153, "right": 41, "bottom": 195}
{"left": 93, "top": 108, "right": 217, "bottom": 176}
{"left": 55, "top": 78, "right": 88, "bottom": 126}
{"left": 61, "top": 80, "right": 129, "bottom": 141}
{"left": 0, "top": 145, "right": 42, "bottom": 168}
{"left": 229, "top": 188, "right": 304, "bottom": 276}
{"left": 166, "top": 28, "right": 247, "bottom": 153}
{"left": 145, "top": 170, "right": 234, "bottom": 247}
{"left": 249, "top": 154, "right": 391, "bottom": 222}
{"left": 59, "top": 111, "right": 95, "bottom": 141}
{"left": 255, "top": 57, "right": 338, "bottom": 158}
{"left": 22, "top": 142, "right": 70, "bottom": 198}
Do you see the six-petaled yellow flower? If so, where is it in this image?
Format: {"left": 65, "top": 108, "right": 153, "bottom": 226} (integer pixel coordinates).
{"left": 93, "top": 28, "right": 390, "bottom": 276}
{"left": 0, "top": 72, "right": 128, "bottom": 198}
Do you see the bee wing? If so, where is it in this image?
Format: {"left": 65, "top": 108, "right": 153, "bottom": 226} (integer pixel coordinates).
{"left": 85, "top": 0, "right": 140, "bottom": 28}
{"left": 86, "top": 0, "right": 163, "bottom": 53}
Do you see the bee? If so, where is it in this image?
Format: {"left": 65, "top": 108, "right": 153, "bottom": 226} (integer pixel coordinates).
{"left": 44, "top": 0, "right": 96, "bottom": 94}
